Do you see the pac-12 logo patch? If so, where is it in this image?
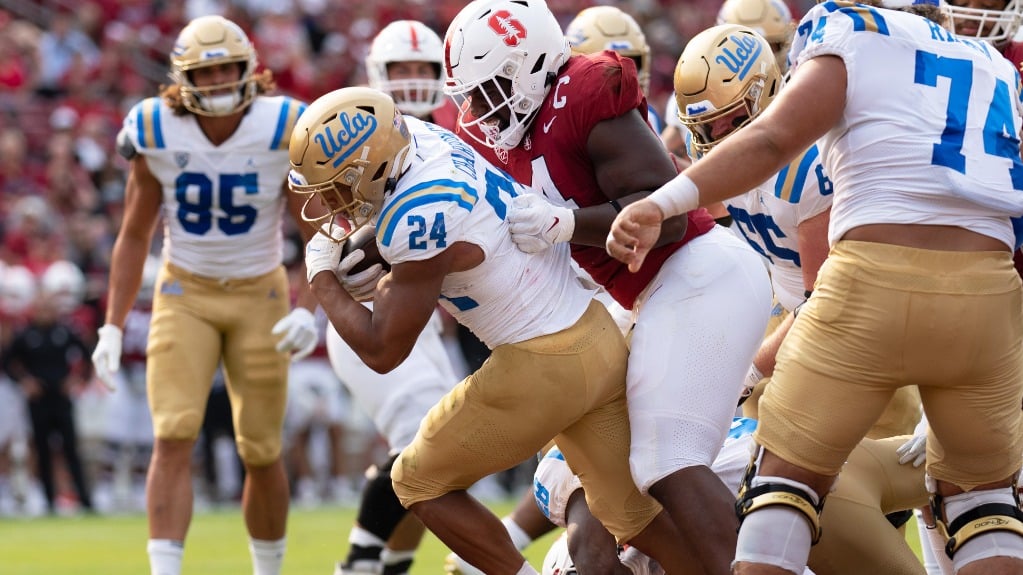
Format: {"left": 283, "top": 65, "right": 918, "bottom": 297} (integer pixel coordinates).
{"left": 488, "top": 10, "right": 527, "bottom": 47}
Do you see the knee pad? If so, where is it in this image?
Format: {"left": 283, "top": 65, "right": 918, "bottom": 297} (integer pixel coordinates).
{"left": 356, "top": 454, "right": 408, "bottom": 541}
{"left": 736, "top": 447, "right": 825, "bottom": 546}
{"left": 735, "top": 474, "right": 822, "bottom": 573}
{"left": 930, "top": 483, "right": 1023, "bottom": 567}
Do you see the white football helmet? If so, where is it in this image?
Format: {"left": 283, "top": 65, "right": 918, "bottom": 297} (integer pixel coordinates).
{"left": 288, "top": 87, "right": 413, "bottom": 243}
{"left": 444, "top": 0, "right": 571, "bottom": 150}
{"left": 717, "top": 0, "right": 795, "bottom": 73}
{"left": 943, "top": 0, "right": 1022, "bottom": 45}
{"left": 541, "top": 534, "right": 578, "bottom": 575}
{"left": 1, "top": 265, "right": 37, "bottom": 317}
{"left": 566, "top": 6, "right": 651, "bottom": 94}
{"left": 367, "top": 20, "right": 446, "bottom": 119}
{"left": 170, "top": 15, "right": 259, "bottom": 116}
{"left": 40, "top": 260, "right": 86, "bottom": 314}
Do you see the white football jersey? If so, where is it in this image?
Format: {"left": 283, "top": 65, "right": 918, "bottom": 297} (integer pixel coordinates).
{"left": 120, "top": 95, "right": 306, "bottom": 278}
{"left": 791, "top": 3, "right": 1023, "bottom": 248}
{"left": 725, "top": 145, "right": 833, "bottom": 311}
{"left": 376, "top": 117, "right": 596, "bottom": 348}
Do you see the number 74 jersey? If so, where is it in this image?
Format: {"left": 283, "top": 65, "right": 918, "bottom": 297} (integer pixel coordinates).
{"left": 119, "top": 95, "right": 306, "bottom": 278}
{"left": 791, "top": 2, "right": 1023, "bottom": 249}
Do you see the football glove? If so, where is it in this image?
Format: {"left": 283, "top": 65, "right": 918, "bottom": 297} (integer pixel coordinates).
{"left": 337, "top": 250, "right": 385, "bottom": 302}
{"left": 92, "top": 324, "right": 123, "bottom": 392}
{"left": 272, "top": 307, "right": 318, "bottom": 361}
{"left": 507, "top": 193, "right": 574, "bottom": 253}
{"left": 896, "top": 413, "right": 928, "bottom": 468}
{"left": 305, "top": 224, "right": 345, "bottom": 284}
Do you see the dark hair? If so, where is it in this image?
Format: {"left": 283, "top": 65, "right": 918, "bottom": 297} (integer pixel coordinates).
{"left": 856, "top": 0, "right": 946, "bottom": 24}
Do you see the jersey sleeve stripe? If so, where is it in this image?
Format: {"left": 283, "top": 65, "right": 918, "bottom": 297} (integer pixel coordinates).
{"left": 271, "top": 98, "right": 307, "bottom": 150}
{"left": 137, "top": 98, "right": 164, "bottom": 150}
{"left": 378, "top": 180, "right": 479, "bottom": 246}
{"left": 824, "top": 3, "right": 890, "bottom": 35}
{"left": 774, "top": 146, "right": 819, "bottom": 203}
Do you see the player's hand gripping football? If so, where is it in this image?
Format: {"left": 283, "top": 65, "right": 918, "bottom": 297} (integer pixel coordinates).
{"left": 606, "top": 200, "right": 665, "bottom": 273}
{"left": 507, "top": 193, "right": 575, "bottom": 253}
{"left": 304, "top": 223, "right": 346, "bottom": 284}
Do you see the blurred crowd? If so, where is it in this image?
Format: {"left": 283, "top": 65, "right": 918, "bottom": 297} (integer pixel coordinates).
{"left": 0, "top": 0, "right": 811, "bottom": 516}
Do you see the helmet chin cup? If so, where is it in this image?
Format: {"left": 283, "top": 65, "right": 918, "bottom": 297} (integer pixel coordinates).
{"left": 201, "top": 93, "right": 242, "bottom": 116}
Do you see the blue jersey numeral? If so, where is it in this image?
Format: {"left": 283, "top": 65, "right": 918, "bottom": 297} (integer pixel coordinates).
{"left": 726, "top": 206, "right": 801, "bottom": 267}
{"left": 914, "top": 50, "right": 1023, "bottom": 190}
{"left": 483, "top": 168, "right": 519, "bottom": 219}
{"left": 408, "top": 213, "right": 447, "bottom": 250}
{"left": 175, "top": 172, "right": 259, "bottom": 236}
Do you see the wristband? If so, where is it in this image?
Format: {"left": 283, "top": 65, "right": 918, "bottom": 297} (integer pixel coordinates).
{"left": 647, "top": 173, "right": 700, "bottom": 218}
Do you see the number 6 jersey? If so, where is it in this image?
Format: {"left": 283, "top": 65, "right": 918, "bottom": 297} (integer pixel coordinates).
{"left": 118, "top": 95, "right": 306, "bottom": 278}
{"left": 791, "top": 1, "right": 1023, "bottom": 248}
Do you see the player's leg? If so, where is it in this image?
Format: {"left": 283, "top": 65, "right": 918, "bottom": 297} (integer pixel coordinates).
{"left": 327, "top": 315, "right": 456, "bottom": 574}
{"left": 391, "top": 302, "right": 641, "bottom": 574}
{"left": 735, "top": 242, "right": 906, "bottom": 575}
{"left": 900, "top": 249, "right": 1023, "bottom": 575}
{"left": 808, "top": 436, "right": 929, "bottom": 575}
{"left": 144, "top": 264, "right": 224, "bottom": 574}
{"left": 446, "top": 486, "right": 555, "bottom": 575}
{"left": 627, "top": 227, "right": 772, "bottom": 574}
{"left": 221, "top": 267, "right": 291, "bottom": 575}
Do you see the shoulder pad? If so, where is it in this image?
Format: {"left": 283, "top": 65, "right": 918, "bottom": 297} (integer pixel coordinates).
{"left": 116, "top": 126, "right": 138, "bottom": 160}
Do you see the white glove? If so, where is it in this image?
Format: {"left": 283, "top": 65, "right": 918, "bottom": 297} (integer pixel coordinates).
{"left": 92, "top": 324, "right": 123, "bottom": 392}
{"left": 507, "top": 193, "right": 575, "bottom": 253}
{"left": 272, "top": 307, "right": 318, "bottom": 361}
{"left": 305, "top": 225, "right": 345, "bottom": 284}
{"left": 896, "top": 412, "right": 929, "bottom": 468}
{"left": 336, "top": 250, "right": 386, "bottom": 302}
{"left": 738, "top": 363, "right": 763, "bottom": 406}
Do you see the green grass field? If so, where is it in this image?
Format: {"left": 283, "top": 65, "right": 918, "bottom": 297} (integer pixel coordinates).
{"left": 0, "top": 499, "right": 922, "bottom": 574}
{"left": 0, "top": 499, "right": 562, "bottom": 575}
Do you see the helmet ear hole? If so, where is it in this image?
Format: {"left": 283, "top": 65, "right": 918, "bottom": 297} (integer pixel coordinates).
{"left": 530, "top": 54, "right": 546, "bottom": 74}
{"left": 372, "top": 162, "right": 388, "bottom": 181}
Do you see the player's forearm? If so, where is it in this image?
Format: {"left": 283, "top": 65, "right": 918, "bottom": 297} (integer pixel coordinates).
{"left": 309, "top": 273, "right": 410, "bottom": 373}
{"left": 752, "top": 312, "right": 795, "bottom": 378}
{"left": 104, "top": 235, "right": 150, "bottom": 328}
{"left": 573, "top": 197, "right": 687, "bottom": 247}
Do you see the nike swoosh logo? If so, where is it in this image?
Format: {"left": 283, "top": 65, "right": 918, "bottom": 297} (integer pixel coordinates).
{"left": 546, "top": 217, "right": 560, "bottom": 233}
{"left": 543, "top": 116, "right": 556, "bottom": 133}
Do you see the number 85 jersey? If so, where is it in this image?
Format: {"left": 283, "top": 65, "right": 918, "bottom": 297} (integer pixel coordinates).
{"left": 118, "top": 95, "right": 306, "bottom": 278}
{"left": 792, "top": 2, "right": 1023, "bottom": 249}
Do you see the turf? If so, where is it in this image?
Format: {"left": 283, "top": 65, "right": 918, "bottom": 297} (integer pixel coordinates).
{"left": 0, "top": 500, "right": 561, "bottom": 575}
{"left": 0, "top": 500, "right": 922, "bottom": 574}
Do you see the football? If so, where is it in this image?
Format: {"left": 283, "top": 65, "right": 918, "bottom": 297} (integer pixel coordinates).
{"left": 340, "top": 225, "right": 390, "bottom": 274}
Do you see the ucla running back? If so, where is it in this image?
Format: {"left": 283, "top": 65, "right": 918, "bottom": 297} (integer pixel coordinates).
{"left": 289, "top": 86, "right": 692, "bottom": 574}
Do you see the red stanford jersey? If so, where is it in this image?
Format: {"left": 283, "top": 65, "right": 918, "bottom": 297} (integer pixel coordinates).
{"left": 1002, "top": 41, "right": 1023, "bottom": 68}
{"left": 458, "top": 51, "right": 715, "bottom": 309}
{"left": 428, "top": 98, "right": 461, "bottom": 132}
